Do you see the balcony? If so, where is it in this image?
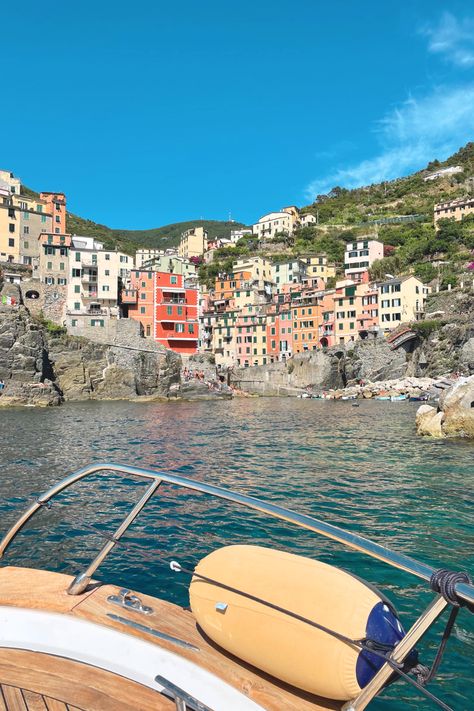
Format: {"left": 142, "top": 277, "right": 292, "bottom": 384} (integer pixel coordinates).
{"left": 81, "top": 272, "right": 98, "bottom": 283}
{"left": 161, "top": 297, "right": 186, "bottom": 304}
{"left": 81, "top": 291, "right": 98, "bottom": 299}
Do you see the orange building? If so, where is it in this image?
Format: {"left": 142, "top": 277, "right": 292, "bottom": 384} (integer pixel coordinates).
{"left": 40, "top": 193, "right": 67, "bottom": 234}
{"left": 126, "top": 270, "right": 198, "bottom": 354}
{"left": 291, "top": 290, "right": 323, "bottom": 354}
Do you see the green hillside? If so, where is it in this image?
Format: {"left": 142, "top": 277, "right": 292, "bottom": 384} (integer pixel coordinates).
{"left": 20, "top": 185, "right": 246, "bottom": 254}
{"left": 198, "top": 142, "right": 474, "bottom": 288}
{"left": 65, "top": 215, "right": 247, "bottom": 254}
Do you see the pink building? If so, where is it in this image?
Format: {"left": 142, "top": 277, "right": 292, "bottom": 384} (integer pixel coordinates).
{"left": 344, "top": 238, "right": 384, "bottom": 282}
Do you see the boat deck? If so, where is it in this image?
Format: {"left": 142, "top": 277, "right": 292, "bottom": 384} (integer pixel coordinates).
{"left": 0, "top": 567, "right": 339, "bottom": 711}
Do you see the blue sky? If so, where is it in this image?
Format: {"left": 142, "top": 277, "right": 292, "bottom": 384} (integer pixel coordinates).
{"left": 2, "top": 0, "right": 474, "bottom": 228}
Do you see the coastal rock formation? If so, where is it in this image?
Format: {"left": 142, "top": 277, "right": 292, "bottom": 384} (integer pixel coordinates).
{"left": 0, "top": 284, "right": 183, "bottom": 405}
{"left": 46, "top": 333, "right": 181, "bottom": 401}
{"left": 415, "top": 405, "right": 445, "bottom": 438}
{"left": 416, "top": 375, "right": 474, "bottom": 438}
{"left": 0, "top": 297, "right": 60, "bottom": 407}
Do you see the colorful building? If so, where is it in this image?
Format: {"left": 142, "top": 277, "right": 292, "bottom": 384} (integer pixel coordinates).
{"left": 302, "top": 254, "right": 336, "bottom": 282}
{"left": 40, "top": 193, "right": 67, "bottom": 234}
{"left": 127, "top": 270, "right": 198, "bottom": 354}
{"left": 377, "top": 275, "right": 429, "bottom": 329}
{"left": 434, "top": 196, "right": 474, "bottom": 226}
{"left": 271, "top": 259, "right": 307, "bottom": 290}
{"left": 178, "top": 226, "right": 208, "bottom": 259}
{"left": 344, "top": 238, "right": 384, "bottom": 282}
{"left": 66, "top": 237, "right": 133, "bottom": 325}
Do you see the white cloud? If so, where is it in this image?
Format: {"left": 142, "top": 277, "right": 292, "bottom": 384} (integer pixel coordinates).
{"left": 422, "top": 11, "right": 474, "bottom": 67}
{"left": 305, "top": 85, "right": 474, "bottom": 200}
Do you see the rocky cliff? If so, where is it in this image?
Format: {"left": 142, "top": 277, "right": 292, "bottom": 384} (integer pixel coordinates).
{"left": 0, "top": 283, "right": 185, "bottom": 406}
{"left": 416, "top": 375, "right": 474, "bottom": 438}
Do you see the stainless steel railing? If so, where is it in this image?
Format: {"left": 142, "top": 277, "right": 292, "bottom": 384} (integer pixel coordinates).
{"left": 0, "top": 461, "right": 473, "bottom": 607}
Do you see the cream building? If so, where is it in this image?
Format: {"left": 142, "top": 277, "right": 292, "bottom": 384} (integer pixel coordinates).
{"left": 252, "top": 209, "right": 297, "bottom": 240}
{"left": 0, "top": 170, "right": 21, "bottom": 195}
{"left": 178, "top": 226, "right": 208, "bottom": 259}
{"left": 271, "top": 259, "right": 307, "bottom": 290}
{"left": 434, "top": 197, "right": 474, "bottom": 226}
{"left": 377, "top": 275, "right": 430, "bottom": 329}
{"left": 66, "top": 237, "right": 133, "bottom": 323}
{"left": 140, "top": 254, "right": 197, "bottom": 276}
{"left": 135, "top": 248, "right": 178, "bottom": 269}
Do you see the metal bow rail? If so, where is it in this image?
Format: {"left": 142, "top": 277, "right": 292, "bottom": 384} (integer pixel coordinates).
{"left": 0, "top": 461, "right": 472, "bottom": 711}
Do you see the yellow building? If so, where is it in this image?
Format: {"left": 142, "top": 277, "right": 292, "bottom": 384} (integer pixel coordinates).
{"left": 377, "top": 275, "right": 430, "bottom": 330}
{"left": 301, "top": 254, "right": 336, "bottom": 282}
{"left": 178, "top": 226, "right": 208, "bottom": 259}
{"left": 232, "top": 256, "right": 273, "bottom": 282}
{"left": 0, "top": 194, "right": 20, "bottom": 263}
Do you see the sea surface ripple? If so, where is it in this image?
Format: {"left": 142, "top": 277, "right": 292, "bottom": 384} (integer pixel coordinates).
{"left": 0, "top": 398, "right": 472, "bottom": 710}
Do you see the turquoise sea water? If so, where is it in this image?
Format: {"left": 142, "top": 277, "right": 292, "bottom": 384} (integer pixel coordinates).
{"left": 0, "top": 398, "right": 472, "bottom": 710}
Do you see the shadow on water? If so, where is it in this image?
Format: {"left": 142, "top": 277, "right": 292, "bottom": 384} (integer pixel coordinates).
{"left": 0, "top": 398, "right": 473, "bottom": 710}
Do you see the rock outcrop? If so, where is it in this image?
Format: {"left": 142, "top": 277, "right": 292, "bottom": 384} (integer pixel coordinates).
{"left": 0, "top": 297, "right": 60, "bottom": 407}
{"left": 416, "top": 375, "right": 474, "bottom": 438}
{"left": 46, "top": 334, "right": 181, "bottom": 401}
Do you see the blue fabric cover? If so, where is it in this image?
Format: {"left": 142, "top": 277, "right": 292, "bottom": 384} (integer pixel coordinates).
{"left": 355, "top": 600, "right": 416, "bottom": 688}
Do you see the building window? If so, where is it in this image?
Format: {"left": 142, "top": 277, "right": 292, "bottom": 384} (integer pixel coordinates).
{"left": 71, "top": 319, "right": 77, "bottom": 327}
{"left": 23, "top": 241, "right": 29, "bottom": 249}
{"left": 170, "top": 276, "right": 177, "bottom": 284}
{"left": 57, "top": 278, "right": 67, "bottom": 285}
{"left": 177, "top": 306, "right": 183, "bottom": 315}
{"left": 105, "top": 270, "right": 110, "bottom": 276}
{"left": 188, "top": 323, "right": 195, "bottom": 333}
{"left": 74, "top": 301, "right": 80, "bottom": 310}
{"left": 166, "top": 306, "right": 172, "bottom": 315}
{"left": 46, "top": 277, "right": 54, "bottom": 285}
{"left": 41, "top": 215, "right": 47, "bottom": 223}
{"left": 60, "top": 262, "right": 65, "bottom": 270}
{"left": 47, "top": 261, "right": 52, "bottom": 270}
{"left": 75, "top": 252, "right": 81, "bottom": 262}
{"left": 146, "top": 325, "right": 151, "bottom": 336}
{"left": 103, "top": 285, "right": 110, "bottom": 292}
{"left": 55, "top": 228, "right": 60, "bottom": 234}
{"left": 105, "top": 254, "right": 110, "bottom": 260}
{"left": 74, "top": 285, "right": 80, "bottom": 293}
{"left": 72, "top": 268, "right": 81, "bottom": 277}
{"left": 55, "top": 215, "right": 60, "bottom": 223}
{"left": 140, "top": 292, "right": 146, "bottom": 299}
{"left": 9, "top": 224, "right": 15, "bottom": 233}
{"left": 90, "top": 319, "right": 104, "bottom": 327}
{"left": 140, "top": 307, "right": 146, "bottom": 314}
{"left": 176, "top": 323, "right": 184, "bottom": 333}
{"left": 141, "top": 281, "right": 146, "bottom": 288}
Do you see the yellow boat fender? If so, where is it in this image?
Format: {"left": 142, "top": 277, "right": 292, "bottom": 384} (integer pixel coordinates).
{"left": 190, "top": 544, "right": 412, "bottom": 701}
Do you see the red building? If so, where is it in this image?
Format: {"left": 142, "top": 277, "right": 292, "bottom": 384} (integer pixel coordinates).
{"left": 126, "top": 270, "right": 198, "bottom": 354}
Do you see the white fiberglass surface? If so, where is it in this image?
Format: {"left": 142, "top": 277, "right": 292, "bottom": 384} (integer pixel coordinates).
{"left": 0, "top": 606, "right": 264, "bottom": 711}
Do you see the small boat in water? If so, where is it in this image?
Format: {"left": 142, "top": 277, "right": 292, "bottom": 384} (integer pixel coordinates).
{"left": 390, "top": 394, "right": 408, "bottom": 402}
{"left": 0, "top": 461, "right": 472, "bottom": 710}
